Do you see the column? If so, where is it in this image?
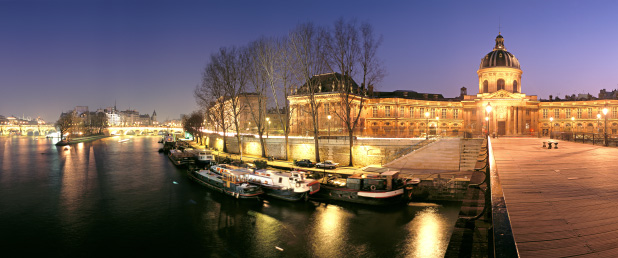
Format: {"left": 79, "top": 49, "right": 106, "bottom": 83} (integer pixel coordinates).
{"left": 518, "top": 107, "right": 524, "bottom": 135}
{"left": 506, "top": 106, "right": 512, "bottom": 135}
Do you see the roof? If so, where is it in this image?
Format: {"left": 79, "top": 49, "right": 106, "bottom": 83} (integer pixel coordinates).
{"left": 296, "top": 72, "right": 361, "bottom": 95}
{"left": 479, "top": 34, "right": 521, "bottom": 69}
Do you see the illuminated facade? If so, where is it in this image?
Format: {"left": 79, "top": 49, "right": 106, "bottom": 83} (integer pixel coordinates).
{"left": 288, "top": 34, "right": 618, "bottom": 137}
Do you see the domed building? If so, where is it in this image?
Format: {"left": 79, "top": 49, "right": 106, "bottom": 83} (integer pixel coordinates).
{"left": 287, "top": 33, "right": 617, "bottom": 139}
{"left": 478, "top": 33, "right": 522, "bottom": 94}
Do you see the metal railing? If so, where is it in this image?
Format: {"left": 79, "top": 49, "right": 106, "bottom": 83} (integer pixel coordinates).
{"left": 550, "top": 131, "right": 618, "bottom": 146}
{"left": 487, "top": 136, "right": 519, "bottom": 258}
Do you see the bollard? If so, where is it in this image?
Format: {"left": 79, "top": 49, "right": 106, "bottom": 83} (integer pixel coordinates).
{"left": 554, "top": 142, "right": 558, "bottom": 149}
{"left": 548, "top": 142, "right": 553, "bottom": 149}
{"left": 543, "top": 142, "right": 546, "bottom": 148}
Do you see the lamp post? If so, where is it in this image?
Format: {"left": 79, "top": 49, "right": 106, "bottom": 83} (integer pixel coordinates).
{"left": 603, "top": 105, "right": 608, "bottom": 146}
{"left": 485, "top": 103, "right": 492, "bottom": 138}
{"left": 327, "top": 115, "right": 331, "bottom": 142}
{"left": 266, "top": 117, "right": 270, "bottom": 138}
{"left": 550, "top": 117, "right": 554, "bottom": 138}
{"left": 424, "top": 111, "right": 430, "bottom": 139}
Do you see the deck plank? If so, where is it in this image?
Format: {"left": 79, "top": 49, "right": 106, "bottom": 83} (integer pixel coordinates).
{"left": 492, "top": 138, "right": 618, "bottom": 257}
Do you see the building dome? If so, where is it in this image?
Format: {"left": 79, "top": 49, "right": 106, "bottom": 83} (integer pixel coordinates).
{"left": 479, "top": 34, "right": 520, "bottom": 69}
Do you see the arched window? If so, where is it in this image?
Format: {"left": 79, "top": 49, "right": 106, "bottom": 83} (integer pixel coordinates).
{"left": 483, "top": 80, "right": 488, "bottom": 93}
{"left": 497, "top": 79, "right": 505, "bottom": 91}
{"left": 513, "top": 80, "right": 518, "bottom": 93}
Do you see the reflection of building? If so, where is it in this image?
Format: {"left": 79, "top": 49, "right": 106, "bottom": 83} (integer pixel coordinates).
{"left": 288, "top": 33, "right": 618, "bottom": 137}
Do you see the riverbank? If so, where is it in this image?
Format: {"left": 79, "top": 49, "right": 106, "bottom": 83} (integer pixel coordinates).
{"left": 62, "top": 135, "right": 109, "bottom": 144}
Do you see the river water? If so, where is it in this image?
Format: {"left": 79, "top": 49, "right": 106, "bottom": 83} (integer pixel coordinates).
{"left": 0, "top": 136, "right": 461, "bottom": 258}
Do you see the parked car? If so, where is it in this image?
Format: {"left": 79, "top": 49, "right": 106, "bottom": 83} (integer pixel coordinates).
{"left": 316, "top": 160, "right": 339, "bottom": 169}
{"left": 294, "top": 159, "right": 315, "bottom": 167}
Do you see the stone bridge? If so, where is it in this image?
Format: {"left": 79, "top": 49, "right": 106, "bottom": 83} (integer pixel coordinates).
{"left": 0, "top": 124, "right": 56, "bottom": 136}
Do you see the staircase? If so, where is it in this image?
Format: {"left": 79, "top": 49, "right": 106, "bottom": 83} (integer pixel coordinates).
{"left": 382, "top": 138, "right": 437, "bottom": 165}
{"left": 385, "top": 138, "right": 461, "bottom": 170}
{"left": 458, "top": 139, "right": 484, "bottom": 171}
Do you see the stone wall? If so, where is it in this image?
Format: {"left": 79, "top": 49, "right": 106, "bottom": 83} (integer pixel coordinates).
{"left": 201, "top": 134, "right": 423, "bottom": 167}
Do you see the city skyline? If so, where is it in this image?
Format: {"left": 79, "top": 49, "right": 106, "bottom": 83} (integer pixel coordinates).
{"left": 2, "top": 0, "right": 617, "bottom": 122}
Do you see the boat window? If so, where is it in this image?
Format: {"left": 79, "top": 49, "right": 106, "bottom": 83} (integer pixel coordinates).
{"left": 279, "top": 177, "right": 282, "bottom": 183}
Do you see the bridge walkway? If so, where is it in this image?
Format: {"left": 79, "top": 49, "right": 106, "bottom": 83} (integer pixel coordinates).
{"left": 492, "top": 137, "right": 618, "bottom": 257}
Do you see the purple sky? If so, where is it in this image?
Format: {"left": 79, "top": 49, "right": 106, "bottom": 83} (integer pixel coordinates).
{"left": 2, "top": 0, "right": 617, "bottom": 122}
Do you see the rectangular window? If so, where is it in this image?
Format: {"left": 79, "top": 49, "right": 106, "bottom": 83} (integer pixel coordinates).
{"left": 542, "top": 109, "right": 548, "bottom": 119}
{"left": 566, "top": 109, "right": 571, "bottom": 118}
{"left": 431, "top": 108, "right": 436, "bottom": 118}
{"left": 554, "top": 109, "right": 559, "bottom": 119}
{"left": 400, "top": 107, "right": 405, "bottom": 117}
{"left": 441, "top": 109, "right": 447, "bottom": 118}
{"left": 372, "top": 107, "right": 377, "bottom": 117}
{"left": 577, "top": 108, "right": 582, "bottom": 119}
{"left": 410, "top": 107, "right": 414, "bottom": 118}
{"left": 454, "top": 109, "right": 459, "bottom": 119}
{"left": 420, "top": 108, "right": 425, "bottom": 118}
{"left": 324, "top": 103, "right": 329, "bottom": 114}
{"left": 588, "top": 108, "right": 593, "bottom": 118}
{"left": 385, "top": 106, "right": 391, "bottom": 117}
{"left": 613, "top": 107, "right": 617, "bottom": 119}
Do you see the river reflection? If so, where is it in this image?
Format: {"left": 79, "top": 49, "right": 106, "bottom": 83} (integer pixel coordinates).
{"left": 0, "top": 136, "right": 460, "bottom": 257}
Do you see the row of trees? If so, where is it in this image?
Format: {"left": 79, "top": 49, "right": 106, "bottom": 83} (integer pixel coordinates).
{"left": 194, "top": 18, "right": 384, "bottom": 166}
{"left": 55, "top": 111, "right": 108, "bottom": 140}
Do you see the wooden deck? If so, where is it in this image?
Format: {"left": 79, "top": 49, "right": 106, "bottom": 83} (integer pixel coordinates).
{"left": 492, "top": 137, "right": 618, "bottom": 257}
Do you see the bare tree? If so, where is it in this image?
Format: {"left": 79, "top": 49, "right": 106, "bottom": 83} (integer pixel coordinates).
{"left": 287, "top": 22, "right": 327, "bottom": 163}
{"left": 222, "top": 47, "right": 249, "bottom": 158}
{"left": 182, "top": 111, "right": 205, "bottom": 145}
{"left": 273, "top": 37, "right": 296, "bottom": 160}
{"left": 321, "top": 19, "right": 384, "bottom": 166}
{"left": 195, "top": 51, "right": 231, "bottom": 152}
{"left": 246, "top": 38, "right": 273, "bottom": 157}
{"left": 55, "top": 112, "right": 75, "bottom": 141}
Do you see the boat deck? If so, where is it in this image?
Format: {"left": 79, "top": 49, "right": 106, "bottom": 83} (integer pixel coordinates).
{"left": 492, "top": 137, "right": 618, "bottom": 257}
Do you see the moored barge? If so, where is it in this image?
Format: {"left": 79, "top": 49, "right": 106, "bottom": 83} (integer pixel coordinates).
{"left": 312, "top": 170, "right": 417, "bottom": 205}
{"left": 246, "top": 169, "right": 320, "bottom": 201}
{"left": 188, "top": 164, "right": 262, "bottom": 199}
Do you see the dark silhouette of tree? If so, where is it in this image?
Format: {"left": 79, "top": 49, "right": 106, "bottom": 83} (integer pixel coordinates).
{"left": 55, "top": 112, "right": 75, "bottom": 140}
{"left": 182, "top": 111, "right": 204, "bottom": 145}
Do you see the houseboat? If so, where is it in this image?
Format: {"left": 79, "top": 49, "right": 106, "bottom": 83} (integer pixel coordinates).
{"left": 168, "top": 149, "right": 195, "bottom": 167}
{"left": 246, "top": 169, "right": 320, "bottom": 202}
{"left": 311, "top": 170, "right": 418, "bottom": 206}
{"left": 195, "top": 149, "right": 216, "bottom": 167}
{"left": 187, "top": 164, "right": 262, "bottom": 199}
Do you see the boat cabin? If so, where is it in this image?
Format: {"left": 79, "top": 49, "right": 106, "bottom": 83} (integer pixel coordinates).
{"left": 346, "top": 170, "right": 400, "bottom": 191}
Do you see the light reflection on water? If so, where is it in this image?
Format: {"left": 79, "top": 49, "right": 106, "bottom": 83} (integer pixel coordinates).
{"left": 0, "top": 136, "right": 461, "bottom": 257}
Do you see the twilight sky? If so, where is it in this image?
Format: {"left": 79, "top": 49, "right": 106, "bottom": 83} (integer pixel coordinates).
{"left": 1, "top": 0, "right": 617, "bottom": 122}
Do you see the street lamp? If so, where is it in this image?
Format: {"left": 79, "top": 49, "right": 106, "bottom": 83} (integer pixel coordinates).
{"left": 424, "top": 111, "right": 430, "bottom": 139}
{"left": 327, "top": 115, "right": 332, "bottom": 142}
{"left": 266, "top": 117, "right": 270, "bottom": 138}
{"left": 485, "top": 103, "right": 492, "bottom": 138}
{"left": 603, "top": 105, "right": 608, "bottom": 146}
{"left": 550, "top": 117, "right": 554, "bottom": 138}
